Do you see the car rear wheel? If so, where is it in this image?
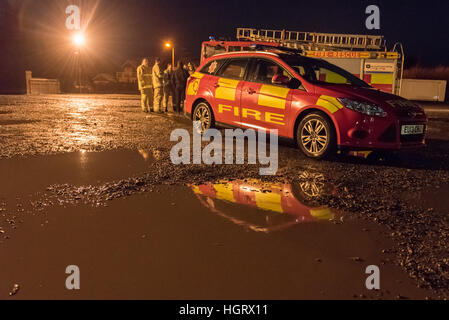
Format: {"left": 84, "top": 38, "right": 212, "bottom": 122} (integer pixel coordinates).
{"left": 193, "top": 102, "right": 214, "bottom": 133}
{"left": 297, "top": 113, "right": 336, "bottom": 159}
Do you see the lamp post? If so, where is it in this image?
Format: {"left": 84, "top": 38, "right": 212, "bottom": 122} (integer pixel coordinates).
{"left": 165, "top": 42, "right": 175, "bottom": 69}
{"left": 73, "top": 33, "right": 85, "bottom": 93}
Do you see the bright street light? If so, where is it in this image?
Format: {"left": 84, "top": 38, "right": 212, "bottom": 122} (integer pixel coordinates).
{"left": 165, "top": 41, "right": 175, "bottom": 69}
{"left": 73, "top": 33, "right": 85, "bottom": 47}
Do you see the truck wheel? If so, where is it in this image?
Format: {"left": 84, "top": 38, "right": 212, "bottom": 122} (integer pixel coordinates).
{"left": 193, "top": 102, "right": 215, "bottom": 133}
{"left": 297, "top": 112, "right": 336, "bottom": 159}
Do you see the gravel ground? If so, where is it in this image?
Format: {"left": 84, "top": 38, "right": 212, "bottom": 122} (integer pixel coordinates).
{"left": 1, "top": 94, "right": 449, "bottom": 298}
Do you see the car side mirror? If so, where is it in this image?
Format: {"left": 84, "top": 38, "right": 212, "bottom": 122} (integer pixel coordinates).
{"left": 287, "top": 78, "right": 302, "bottom": 89}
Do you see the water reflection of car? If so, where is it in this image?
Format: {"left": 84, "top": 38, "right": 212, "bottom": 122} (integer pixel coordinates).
{"left": 191, "top": 178, "right": 340, "bottom": 233}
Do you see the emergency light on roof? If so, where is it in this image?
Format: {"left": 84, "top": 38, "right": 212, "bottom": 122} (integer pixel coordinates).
{"left": 209, "top": 36, "right": 215, "bottom": 41}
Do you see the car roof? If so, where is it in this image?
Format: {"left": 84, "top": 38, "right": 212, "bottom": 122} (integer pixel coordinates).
{"left": 203, "top": 51, "right": 321, "bottom": 65}
{"left": 209, "top": 51, "right": 279, "bottom": 59}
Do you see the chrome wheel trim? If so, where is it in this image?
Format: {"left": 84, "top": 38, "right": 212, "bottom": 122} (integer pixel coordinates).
{"left": 301, "top": 119, "right": 329, "bottom": 156}
{"left": 298, "top": 171, "right": 326, "bottom": 198}
{"left": 193, "top": 104, "right": 211, "bottom": 133}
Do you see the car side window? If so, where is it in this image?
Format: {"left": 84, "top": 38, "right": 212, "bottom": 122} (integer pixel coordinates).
{"left": 216, "top": 58, "right": 250, "bottom": 80}
{"left": 249, "top": 59, "right": 292, "bottom": 86}
{"left": 199, "top": 59, "right": 225, "bottom": 75}
{"left": 316, "top": 67, "right": 350, "bottom": 84}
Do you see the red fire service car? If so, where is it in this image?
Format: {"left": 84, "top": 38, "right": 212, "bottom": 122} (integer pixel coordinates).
{"left": 185, "top": 50, "right": 427, "bottom": 159}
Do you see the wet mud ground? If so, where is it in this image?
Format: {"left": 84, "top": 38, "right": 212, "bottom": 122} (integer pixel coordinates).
{"left": 0, "top": 94, "right": 448, "bottom": 299}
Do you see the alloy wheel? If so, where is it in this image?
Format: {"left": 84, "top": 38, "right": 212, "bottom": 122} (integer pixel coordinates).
{"left": 300, "top": 119, "right": 329, "bottom": 156}
{"left": 193, "top": 103, "right": 211, "bottom": 133}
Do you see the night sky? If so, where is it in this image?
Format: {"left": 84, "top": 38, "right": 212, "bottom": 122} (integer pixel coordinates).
{"left": 1, "top": 0, "right": 448, "bottom": 92}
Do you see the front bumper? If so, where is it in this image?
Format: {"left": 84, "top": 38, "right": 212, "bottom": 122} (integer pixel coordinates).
{"left": 339, "top": 114, "right": 427, "bottom": 151}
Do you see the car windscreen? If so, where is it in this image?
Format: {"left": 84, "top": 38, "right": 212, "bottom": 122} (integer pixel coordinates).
{"left": 284, "top": 57, "right": 371, "bottom": 88}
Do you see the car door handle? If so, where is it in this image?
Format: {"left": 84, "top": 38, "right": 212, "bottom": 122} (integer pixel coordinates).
{"left": 247, "top": 88, "right": 257, "bottom": 95}
{"left": 213, "top": 83, "right": 220, "bottom": 88}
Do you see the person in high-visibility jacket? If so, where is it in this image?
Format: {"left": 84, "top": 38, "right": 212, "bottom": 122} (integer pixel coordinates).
{"left": 137, "top": 58, "right": 153, "bottom": 113}
{"left": 152, "top": 58, "right": 163, "bottom": 113}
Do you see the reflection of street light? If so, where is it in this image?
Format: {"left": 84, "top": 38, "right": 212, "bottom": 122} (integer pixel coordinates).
{"left": 165, "top": 42, "right": 175, "bottom": 69}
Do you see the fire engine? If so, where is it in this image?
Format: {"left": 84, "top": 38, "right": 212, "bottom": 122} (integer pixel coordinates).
{"left": 202, "top": 27, "right": 405, "bottom": 96}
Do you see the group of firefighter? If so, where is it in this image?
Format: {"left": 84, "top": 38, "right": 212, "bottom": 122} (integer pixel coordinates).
{"left": 137, "top": 58, "right": 195, "bottom": 114}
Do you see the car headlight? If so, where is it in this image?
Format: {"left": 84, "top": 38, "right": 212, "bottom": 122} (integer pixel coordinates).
{"left": 338, "top": 98, "right": 387, "bottom": 117}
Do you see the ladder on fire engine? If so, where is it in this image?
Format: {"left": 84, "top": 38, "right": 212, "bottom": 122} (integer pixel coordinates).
{"left": 236, "top": 27, "right": 385, "bottom": 51}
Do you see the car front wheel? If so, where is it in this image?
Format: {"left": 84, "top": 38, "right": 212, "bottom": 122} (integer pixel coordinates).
{"left": 297, "top": 112, "right": 336, "bottom": 159}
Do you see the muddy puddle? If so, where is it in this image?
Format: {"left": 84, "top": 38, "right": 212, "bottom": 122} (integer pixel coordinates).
{"left": 0, "top": 182, "right": 433, "bottom": 299}
{"left": 0, "top": 148, "right": 159, "bottom": 199}
{"left": 0, "top": 148, "right": 439, "bottom": 299}
{"left": 401, "top": 183, "right": 449, "bottom": 216}
{"left": 0, "top": 120, "right": 40, "bottom": 125}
